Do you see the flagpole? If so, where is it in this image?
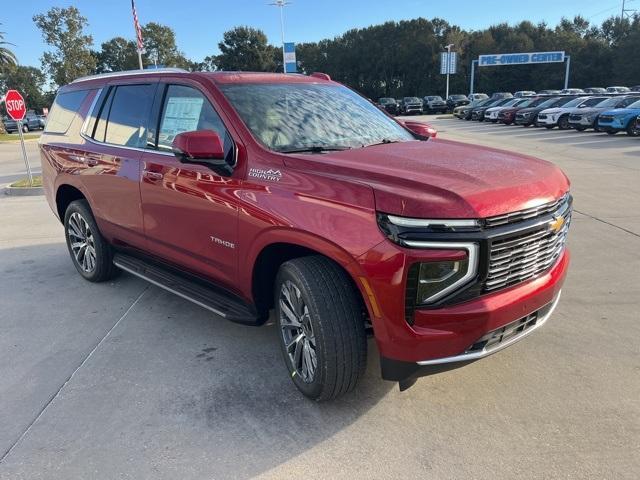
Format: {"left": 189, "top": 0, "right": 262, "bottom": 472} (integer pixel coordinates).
{"left": 131, "top": 0, "right": 144, "bottom": 70}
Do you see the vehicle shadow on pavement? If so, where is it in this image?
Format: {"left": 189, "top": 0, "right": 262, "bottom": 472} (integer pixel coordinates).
{"left": 0, "top": 242, "right": 394, "bottom": 479}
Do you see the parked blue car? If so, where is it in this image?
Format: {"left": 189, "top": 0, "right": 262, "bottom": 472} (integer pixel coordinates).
{"left": 596, "top": 98, "right": 640, "bottom": 136}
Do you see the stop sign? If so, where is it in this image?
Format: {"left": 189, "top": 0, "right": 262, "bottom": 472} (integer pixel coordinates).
{"left": 5, "top": 90, "right": 26, "bottom": 121}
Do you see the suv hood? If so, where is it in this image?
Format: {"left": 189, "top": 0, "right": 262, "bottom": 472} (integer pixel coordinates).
{"left": 283, "top": 139, "right": 569, "bottom": 219}
{"left": 602, "top": 107, "right": 640, "bottom": 116}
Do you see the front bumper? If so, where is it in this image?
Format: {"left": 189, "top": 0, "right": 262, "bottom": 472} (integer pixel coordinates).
{"left": 536, "top": 114, "right": 559, "bottom": 126}
{"left": 569, "top": 116, "right": 594, "bottom": 127}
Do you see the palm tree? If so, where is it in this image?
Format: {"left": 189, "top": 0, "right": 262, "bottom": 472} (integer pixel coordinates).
{"left": 0, "top": 25, "right": 17, "bottom": 133}
{"left": 0, "top": 25, "right": 17, "bottom": 68}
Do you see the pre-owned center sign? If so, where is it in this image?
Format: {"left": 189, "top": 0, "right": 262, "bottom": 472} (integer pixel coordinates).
{"left": 478, "top": 51, "right": 565, "bottom": 67}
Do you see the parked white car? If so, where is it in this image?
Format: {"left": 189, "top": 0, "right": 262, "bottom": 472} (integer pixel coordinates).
{"left": 537, "top": 96, "right": 608, "bottom": 129}
{"left": 484, "top": 98, "right": 528, "bottom": 122}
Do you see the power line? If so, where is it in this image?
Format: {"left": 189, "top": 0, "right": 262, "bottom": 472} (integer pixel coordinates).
{"left": 621, "top": 0, "right": 638, "bottom": 19}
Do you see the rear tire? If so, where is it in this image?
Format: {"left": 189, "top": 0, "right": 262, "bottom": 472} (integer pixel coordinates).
{"left": 64, "top": 200, "right": 119, "bottom": 282}
{"left": 275, "top": 256, "right": 367, "bottom": 401}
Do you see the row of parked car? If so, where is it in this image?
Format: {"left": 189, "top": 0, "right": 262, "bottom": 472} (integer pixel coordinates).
{"left": 2, "top": 111, "right": 47, "bottom": 133}
{"left": 379, "top": 85, "right": 640, "bottom": 117}
{"left": 452, "top": 91, "right": 640, "bottom": 136}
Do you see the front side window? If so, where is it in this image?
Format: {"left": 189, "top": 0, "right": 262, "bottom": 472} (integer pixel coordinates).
{"left": 156, "top": 84, "right": 229, "bottom": 152}
{"left": 220, "top": 83, "right": 414, "bottom": 152}
{"left": 45, "top": 90, "right": 89, "bottom": 134}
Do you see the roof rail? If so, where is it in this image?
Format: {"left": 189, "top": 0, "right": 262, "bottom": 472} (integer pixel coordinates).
{"left": 71, "top": 68, "right": 189, "bottom": 84}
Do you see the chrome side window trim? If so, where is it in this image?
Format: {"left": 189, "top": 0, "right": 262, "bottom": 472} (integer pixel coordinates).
{"left": 80, "top": 87, "right": 103, "bottom": 136}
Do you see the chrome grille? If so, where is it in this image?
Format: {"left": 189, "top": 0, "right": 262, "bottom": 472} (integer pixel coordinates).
{"left": 483, "top": 203, "right": 571, "bottom": 292}
{"left": 537, "top": 114, "right": 547, "bottom": 119}
{"left": 485, "top": 193, "right": 569, "bottom": 228}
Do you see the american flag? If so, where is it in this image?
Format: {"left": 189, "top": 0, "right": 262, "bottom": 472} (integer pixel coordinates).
{"left": 131, "top": 0, "right": 144, "bottom": 52}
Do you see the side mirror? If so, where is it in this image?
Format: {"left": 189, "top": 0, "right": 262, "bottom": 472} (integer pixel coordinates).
{"left": 398, "top": 119, "right": 437, "bottom": 139}
{"left": 172, "top": 130, "right": 233, "bottom": 175}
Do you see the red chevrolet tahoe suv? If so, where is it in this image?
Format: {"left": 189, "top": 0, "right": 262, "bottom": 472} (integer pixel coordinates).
{"left": 40, "top": 69, "right": 571, "bottom": 401}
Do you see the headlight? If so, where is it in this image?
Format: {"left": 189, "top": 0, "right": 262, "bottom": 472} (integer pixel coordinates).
{"left": 411, "top": 242, "right": 479, "bottom": 304}
{"left": 522, "top": 112, "right": 532, "bottom": 117}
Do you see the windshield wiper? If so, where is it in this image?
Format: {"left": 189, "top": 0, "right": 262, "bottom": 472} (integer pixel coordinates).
{"left": 363, "top": 138, "right": 402, "bottom": 148}
{"left": 279, "top": 145, "right": 352, "bottom": 154}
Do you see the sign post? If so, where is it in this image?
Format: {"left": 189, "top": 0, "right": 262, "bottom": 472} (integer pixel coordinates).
{"left": 470, "top": 51, "right": 567, "bottom": 95}
{"left": 5, "top": 89, "right": 33, "bottom": 186}
{"left": 440, "top": 45, "right": 457, "bottom": 99}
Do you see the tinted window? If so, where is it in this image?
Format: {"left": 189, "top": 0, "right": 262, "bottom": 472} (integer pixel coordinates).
{"left": 156, "top": 84, "right": 228, "bottom": 152}
{"left": 92, "top": 88, "right": 114, "bottom": 143}
{"left": 44, "top": 90, "right": 89, "bottom": 134}
{"left": 103, "top": 84, "right": 156, "bottom": 148}
{"left": 582, "top": 98, "right": 607, "bottom": 107}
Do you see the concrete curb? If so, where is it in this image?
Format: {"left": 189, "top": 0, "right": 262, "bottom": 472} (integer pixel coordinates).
{"left": 3, "top": 184, "right": 44, "bottom": 196}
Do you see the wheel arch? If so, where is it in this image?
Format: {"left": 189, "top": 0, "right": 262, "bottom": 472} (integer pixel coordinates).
{"left": 248, "top": 233, "right": 375, "bottom": 324}
{"left": 55, "top": 184, "right": 87, "bottom": 223}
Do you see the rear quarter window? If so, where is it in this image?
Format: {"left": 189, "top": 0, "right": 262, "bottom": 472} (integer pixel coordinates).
{"left": 44, "top": 90, "right": 89, "bottom": 134}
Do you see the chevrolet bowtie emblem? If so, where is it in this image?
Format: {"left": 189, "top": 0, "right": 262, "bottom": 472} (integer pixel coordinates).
{"left": 549, "top": 215, "right": 565, "bottom": 233}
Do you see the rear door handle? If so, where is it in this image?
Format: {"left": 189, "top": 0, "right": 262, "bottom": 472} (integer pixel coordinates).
{"left": 143, "top": 170, "right": 164, "bottom": 180}
{"left": 68, "top": 154, "right": 99, "bottom": 166}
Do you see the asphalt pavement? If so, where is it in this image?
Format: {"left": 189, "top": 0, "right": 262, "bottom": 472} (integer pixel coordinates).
{"left": 0, "top": 120, "right": 638, "bottom": 479}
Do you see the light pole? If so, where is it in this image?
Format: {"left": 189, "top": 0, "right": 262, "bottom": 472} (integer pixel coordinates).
{"left": 445, "top": 43, "right": 454, "bottom": 100}
{"left": 269, "top": 0, "right": 291, "bottom": 73}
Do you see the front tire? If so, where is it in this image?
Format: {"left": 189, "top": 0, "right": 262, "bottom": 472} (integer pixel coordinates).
{"left": 558, "top": 115, "right": 570, "bottom": 130}
{"left": 64, "top": 200, "right": 119, "bottom": 282}
{"left": 626, "top": 119, "right": 640, "bottom": 137}
{"left": 22, "top": 124, "right": 29, "bottom": 133}
{"left": 275, "top": 256, "right": 367, "bottom": 401}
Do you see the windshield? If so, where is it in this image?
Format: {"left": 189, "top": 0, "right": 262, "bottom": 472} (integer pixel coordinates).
{"left": 450, "top": 95, "right": 466, "bottom": 100}
{"left": 620, "top": 96, "right": 640, "bottom": 107}
{"left": 220, "top": 83, "right": 414, "bottom": 152}
{"left": 628, "top": 99, "right": 640, "bottom": 108}
{"left": 430, "top": 96, "right": 443, "bottom": 101}
{"left": 404, "top": 97, "right": 421, "bottom": 103}
{"left": 379, "top": 98, "right": 395, "bottom": 104}
{"left": 500, "top": 99, "right": 520, "bottom": 107}
{"left": 561, "top": 97, "right": 588, "bottom": 108}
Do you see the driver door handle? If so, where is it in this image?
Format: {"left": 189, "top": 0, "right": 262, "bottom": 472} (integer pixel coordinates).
{"left": 143, "top": 170, "right": 164, "bottom": 180}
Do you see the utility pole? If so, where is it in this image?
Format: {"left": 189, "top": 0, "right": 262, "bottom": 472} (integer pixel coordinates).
{"left": 445, "top": 43, "right": 454, "bottom": 100}
{"left": 621, "top": 0, "right": 637, "bottom": 19}
{"left": 270, "top": 0, "right": 291, "bottom": 73}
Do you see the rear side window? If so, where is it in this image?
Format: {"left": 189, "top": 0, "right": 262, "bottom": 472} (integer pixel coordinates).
{"left": 44, "top": 90, "right": 89, "bottom": 134}
{"left": 90, "top": 84, "right": 156, "bottom": 148}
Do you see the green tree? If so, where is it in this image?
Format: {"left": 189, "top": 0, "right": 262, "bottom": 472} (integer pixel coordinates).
{"left": 33, "top": 6, "right": 96, "bottom": 86}
{"left": 142, "top": 22, "right": 192, "bottom": 68}
{"left": 0, "top": 25, "right": 17, "bottom": 69}
{"left": 215, "top": 26, "right": 279, "bottom": 72}
{"left": 0, "top": 65, "right": 47, "bottom": 111}
{"left": 95, "top": 37, "right": 140, "bottom": 73}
